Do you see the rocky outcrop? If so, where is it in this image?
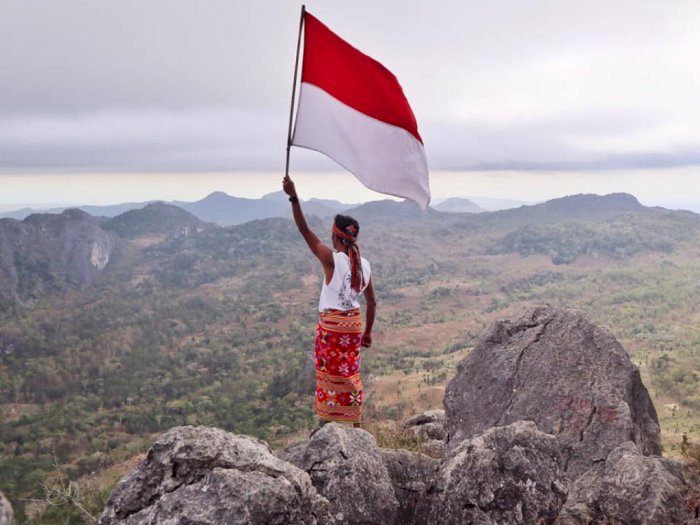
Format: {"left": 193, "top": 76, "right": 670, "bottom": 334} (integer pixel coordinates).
{"left": 444, "top": 306, "right": 661, "bottom": 479}
{"left": 101, "top": 306, "right": 697, "bottom": 524}
{"left": 557, "top": 442, "right": 694, "bottom": 525}
{"left": 381, "top": 449, "right": 439, "bottom": 525}
{"left": 0, "top": 491, "right": 12, "bottom": 525}
{"left": 0, "top": 209, "right": 116, "bottom": 306}
{"left": 404, "top": 409, "right": 446, "bottom": 457}
{"left": 279, "top": 424, "right": 399, "bottom": 525}
{"left": 98, "top": 426, "right": 332, "bottom": 525}
{"left": 427, "top": 421, "right": 568, "bottom": 524}
{"left": 405, "top": 409, "right": 446, "bottom": 441}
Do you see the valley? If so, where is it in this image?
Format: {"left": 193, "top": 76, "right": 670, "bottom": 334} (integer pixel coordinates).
{"left": 1, "top": 193, "right": 700, "bottom": 523}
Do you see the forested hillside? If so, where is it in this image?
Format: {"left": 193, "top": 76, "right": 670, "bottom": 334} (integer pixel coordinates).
{"left": 1, "top": 193, "right": 700, "bottom": 523}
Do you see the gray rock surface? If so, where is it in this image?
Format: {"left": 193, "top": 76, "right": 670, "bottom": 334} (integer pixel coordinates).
{"left": 281, "top": 424, "right": 399, "bottom": 525}
{"left": 428, "top": 421, "right": 568, "bottom": 524}
{"left": 405, "top": 409, "right": 446, "bottom": 442}
{"left": 98, "top": 426, "right": 332, "bottom": 525}
{"left": 419, "top": 439, "right": 446, "bottom": 457}
{"left": 444, "top": 306, "right": 661, "bottom": 479}
{"left": 557, "top": 442, "right": 694, "bottom": 524}
{"left": 0, "top": 491, "right": 12, "bottom": 525}
{"left": 381, "top": 448, "right": 439, "bottom": 525}
{"left": 275, "top": 438, "right": 307, "bottom": 466}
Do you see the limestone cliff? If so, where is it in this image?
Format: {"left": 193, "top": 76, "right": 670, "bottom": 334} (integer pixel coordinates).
{"left": 0, "top": 209, "right": 117, "bottom": 307}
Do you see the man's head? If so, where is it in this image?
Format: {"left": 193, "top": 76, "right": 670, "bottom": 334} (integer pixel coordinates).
{"left": 332, "top": 214, "right": 360, "bottom": 251}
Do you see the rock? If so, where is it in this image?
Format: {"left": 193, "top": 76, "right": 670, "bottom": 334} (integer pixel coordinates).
{"left": 381, "top": 449, "right": 439, "bottom": 525}
{"left": 98, "top": 426, "right": 332, "bottom": 525}
{"left": 557, "top": 442, "right": 695, "bottom": 524}
{"left": 405, "top": 409, "right": 446, "bottom": 442}
{"left": 419, "top": 439, "right": 446, "bottom": 458}
{"left": 404, "top": 410, "right": 447, "bottom": 457}
{"left": 428, "top": 421, "right": 568, "bottom": 524}
{"left": 0, "top": 491, "right": 12, "bottom": 525}
{"left": 281, "top": 423, "right": 399, "bottom": 525}
{"left": 275, "top": 439, "right": 308, "bottom": 466}
{"left": 444, "top": 306, "right": 661, "bottom": 479}
{"left": 405, "top": 409, "right": 446, "bottom": 428}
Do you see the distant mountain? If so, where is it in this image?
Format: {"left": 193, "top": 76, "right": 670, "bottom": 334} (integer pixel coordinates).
{"left": 0, "top": 192, "right": 355, "bottom": 225}
{"left": 78, "top": 202, "right": 153, "bottom": 218}
{"left": 483, "top": 193, "right": 700, "bottom": 264}
{"left": 433, "top": 198, "right": 484, "bottom": 213}
{"left": 0, "top": 207, "right": 42, "bottom": 221}
{"left": 477, "top": 193, "right": 649, "bottom": 225}
{"left": 260, "top": 191, "right": 352, "bottom": 219}
{"left": 169, "top": 191, "right": 281, "bottom": 226}
{"left": 0, "top": 191, "right": 666, "bottom": 232}
{"left": 345, "top": 199, "right": 440, "bottom": 221}
{"left": 260, "top": 191, "right": 289, "bottom": 203}
{"left": 308, "top": 197, "right": 355, "bottom": 211}
{"left": 174, "top": 191, "right": 354, "bottom": 225}
{"left": 0, "top": 209, "right": 117, "bottom": 307}
{"left": 467, "top": 197, "right": 533, "bottom": 211}
{"left": 104, "top": 202, "right": 209, "bottom": 239}
{"left": 0, "top": 202, "right": 151, "bottom": 220}
{"left": 534, "top": 193, "right": 645, "bottom": 216}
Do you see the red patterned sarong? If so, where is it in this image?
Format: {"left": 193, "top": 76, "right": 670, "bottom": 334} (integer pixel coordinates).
{"left": 314, "top": 308, "right": 363, "bottom": 423}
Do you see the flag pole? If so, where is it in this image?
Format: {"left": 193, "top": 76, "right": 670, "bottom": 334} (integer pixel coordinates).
{"left": 285, "top": 4, "right": 306, "bottom": 177}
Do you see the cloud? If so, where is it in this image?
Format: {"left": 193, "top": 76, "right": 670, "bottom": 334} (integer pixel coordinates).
{"left": 1, "top": 108, "right": 698, "bottom": 173}
{"left": 2, "top": 0, "right": 700, "bottom": 173}
{"left": 0, "top": 108, "right": 289, "bottom": 171}
{"left": 463, "top": 150, "right": 700, "bottom": 172}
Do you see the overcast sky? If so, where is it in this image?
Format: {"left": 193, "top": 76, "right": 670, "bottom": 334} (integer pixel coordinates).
{"left": 2, "top": 0, "right": 700, "bottom": 209}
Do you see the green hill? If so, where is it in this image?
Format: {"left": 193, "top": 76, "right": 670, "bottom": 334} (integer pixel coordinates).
{"left": 2, "top": 193, "right": 700, "bottom": 523}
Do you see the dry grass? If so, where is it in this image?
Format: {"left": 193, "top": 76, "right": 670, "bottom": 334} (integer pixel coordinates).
{"left": 363, "top": 419, "right": 422, "bottom": 452}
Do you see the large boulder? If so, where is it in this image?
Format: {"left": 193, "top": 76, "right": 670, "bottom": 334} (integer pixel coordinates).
{"left": 0, "top": 491, "right": 12, "bottom": 525}
{"left": 279, "top": 423, "right": 399, "bottom": 525}
{"left": 381, "top": 449, "right": 439, "bottom": 525}
{"left": 444, "top": 306, "right": 661, "bottom": 479}
{"left": 98, "top": 426, "right": 332, "bottom": 525}
{"left": 557, "top": 442, "right": 695, "bottom": 524}
{"left": 427, "top": 421, "right": 568, "bottom": 524}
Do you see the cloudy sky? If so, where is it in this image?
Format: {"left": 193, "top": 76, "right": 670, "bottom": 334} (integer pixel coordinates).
{"left": 2, "top": 0, "right": 700, "bottom": 209}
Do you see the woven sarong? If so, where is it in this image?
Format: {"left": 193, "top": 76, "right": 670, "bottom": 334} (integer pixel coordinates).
{"left": 314, "top": 308, "right": 363, "bottom": 423}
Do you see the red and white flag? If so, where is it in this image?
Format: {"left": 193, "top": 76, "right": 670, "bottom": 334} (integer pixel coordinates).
{"left": 291, "top": 11, "right": 430, "bottom": 209}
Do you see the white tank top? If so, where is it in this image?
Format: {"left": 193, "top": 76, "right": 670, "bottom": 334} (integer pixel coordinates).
{"left": 318, "top": 251, "right": 371, "bottom": 312}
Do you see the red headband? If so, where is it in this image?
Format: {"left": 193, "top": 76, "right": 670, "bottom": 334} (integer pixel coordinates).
{"left": 332, "top": 223, "right": 356, "bottom": 243}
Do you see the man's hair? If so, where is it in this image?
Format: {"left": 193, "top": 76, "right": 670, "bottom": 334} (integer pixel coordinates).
{"left": 334, "top": 214, "right": 360, "bottom": 239}
{"left": 333, "top": 214, "right": 363, "bottom": 292}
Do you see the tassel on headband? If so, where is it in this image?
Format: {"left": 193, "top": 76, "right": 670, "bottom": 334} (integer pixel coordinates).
{"left": 332, "top": 223, "right": 363, "bottom": 292}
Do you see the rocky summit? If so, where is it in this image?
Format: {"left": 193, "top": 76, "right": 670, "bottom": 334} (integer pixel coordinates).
{"left": 98, "top": 426, "right": 332, "bottom": 525}
{"left": 444, "top": 305, "right": 661, "bottom": 479}
{"left": 99, "top": 306, "right": 699, "bottom": 524}
{"left": 278, "top": 424, "right": 399, "bottom": 525}
{"left": 427, "top": 420, "right": 568, "bottom": 524}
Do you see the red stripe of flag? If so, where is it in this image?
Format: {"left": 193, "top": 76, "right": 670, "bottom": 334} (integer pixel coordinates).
{"left": 301, "top": 12, "right": 423, "bottom": 144}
